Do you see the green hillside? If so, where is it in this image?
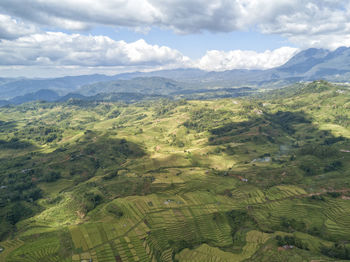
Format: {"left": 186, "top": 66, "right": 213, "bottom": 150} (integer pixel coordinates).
{"left": 0, "top": 81, "right": 349, "bottom": 261}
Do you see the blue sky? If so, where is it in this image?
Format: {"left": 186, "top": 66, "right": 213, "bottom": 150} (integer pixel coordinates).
{"left": 89, "top": 27, "right": 293, "bottom": 59}
{"left": 0, "top": 0, "right": 349, "bottom": 77}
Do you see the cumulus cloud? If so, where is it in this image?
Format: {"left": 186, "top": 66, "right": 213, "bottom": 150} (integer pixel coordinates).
{"left": 0, "top": 0, "right": 159, "bottom": 31}
{"left": 0, "top": 30, "right": 300, "bottom": 75}
{"left": 0, "top": 14, "right": 38, "bottom": 39}
{"left": 256, "top": 0, "right": 350, "bottom": 49}
{"left": 197, "top": 47, "right": 300, "bottom": 71}
{"left": 0, "top": 0, "right": 293, "bottom": 33}
{"left": 1, "top": 0, "right": 350, "bottom": 76}
{"left": 0, "top": 0, "right": 349, "bottom": 45}
{"left": 0, "top": 32, "right": 190, "bottom": 68}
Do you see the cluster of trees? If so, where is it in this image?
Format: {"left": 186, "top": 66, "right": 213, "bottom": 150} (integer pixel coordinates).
{"left": 267, "top": 111, "right": 311, "bottom": 135}
{"left": 184, "top": 108, "right": 233, "bottom": 132}
{"left": 279, "top": 217, "right": 307, "bottom": 232}
{"left": 42, "top": 171, "right": 61, "bottom": 182}
{"left": 0, "top": 138, "right": 32, "bottom": 149}
{"left": 0, "top": 171, "right": 42, "bottom": 239}
{"left": 83, "top": 191, "right": 103, "bottom": 213}
{"left": 299, "top": 144, "right": 338, "bottom": 159}
{"left": 226, "top": 210, "right": 257, "bottom": 237}
{"left": 169, "top": 133, "right": 185, "bottom": 148}
{"left": 0, "top": 201, "right": 34, "bottom": 239}
{"left": 5, "top": 202, "right": 34, "bottom": 225}
{"left": 107, "top": 109, "right": 121, "bottom": 119}
{"left": 334, "top": 114, "right": 350, "bottom": 128}
{"left": 297, "top": 137, "right": 344, "bottom": 176}
{"left": 324, "top": 160, "right": 343, "bottom": 172}
{"left": 169, "top": 239, "right": 195, "bottom": 260}
{"left": 0, "top": 157, "right": 64, "bottom": 240}
{"left": 321, "top": 242, "right": 350, "bottom": 260}
{"left": 275, "top": 235, "right": 309, "bottom": 250}
{"left": 0, "top": 172, "right": 42, "bottom": 203}
{"left": 106, "top": 203, "right": 124, "bottom": 217}
{"left": 14, "top": 125, "right": 63, "bottom": 144}
{"left": 154, "top": 99, "right": 186, "bottom": 117}
{"left": 277, "top": 216, "right": 326, "bottom": 238}
{"left": 323, "top": 136, "right": 345, "bottom": 145}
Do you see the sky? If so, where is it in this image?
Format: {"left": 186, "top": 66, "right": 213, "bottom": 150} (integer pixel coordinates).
{"left": 0, "top": 0, "right": 350, "bottom": 78}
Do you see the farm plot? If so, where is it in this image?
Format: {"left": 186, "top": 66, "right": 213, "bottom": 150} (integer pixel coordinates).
{"left": 176, "top": 230, "right": 271, "bottom": 262}
{"left": 251, "top": 199, "right": 326, "bottom": 231}
{"left": 264, "top": 185, "right": 307, "bottom": 201}
{"left": 0, "top": 239, "right": 23, "bottom": 262}
{"left": 323, "top": 198, "right": 350, "bottom": 240}
{"left": 95, "top": 243, "right": 115, "bottom": 262}
{"left": 144, "top": 207, "right": 233, "bottom": 259}
{"left": 113, "top": 235, "right": 149, "bottom": 262}
{"left": 5, "top": 235, "right": 63, "bottom": 262}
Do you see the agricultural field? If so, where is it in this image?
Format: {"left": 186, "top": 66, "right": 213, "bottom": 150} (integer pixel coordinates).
{"left": 0, "top": 81, "right": 350, "bottom": 261}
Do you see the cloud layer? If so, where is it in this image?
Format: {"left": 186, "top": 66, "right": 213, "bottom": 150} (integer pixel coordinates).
{"left": 0, "top": 0, "right": 349, "bottom": 76}
{"left": 197, "top": 47, "right": 299, "bottom": 71}
{"left": 0, "top": 32, "right": 190, "bottom": 67}
{"left": 1, "top": 0, "right": 350, "bottom": 48}
{"left": 0, "top": 31, "right": 298, "bottom": 76}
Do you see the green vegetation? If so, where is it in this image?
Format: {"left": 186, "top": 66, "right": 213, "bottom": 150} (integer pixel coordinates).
{"left": 0, "top": 81, "right": 349, "bottom": 261}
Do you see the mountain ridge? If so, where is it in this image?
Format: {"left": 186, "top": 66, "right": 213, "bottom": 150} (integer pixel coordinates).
{"left": 1, "top": 46, "right": 350, "bottom": 102}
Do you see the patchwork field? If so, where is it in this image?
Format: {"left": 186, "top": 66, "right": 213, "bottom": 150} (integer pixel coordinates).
{"left": 0, "top": 81, "right": 350, "bottom": 261}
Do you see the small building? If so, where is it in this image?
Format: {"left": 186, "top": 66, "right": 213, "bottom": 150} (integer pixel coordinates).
{"left": 237, "top": 176, "right": 248, "bottom": 182}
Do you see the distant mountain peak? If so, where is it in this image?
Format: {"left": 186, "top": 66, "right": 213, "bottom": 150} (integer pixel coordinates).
{"left": 2, "top": 46, "right": 350, "bottom": 102}
{"left": 277, "top": 48, "right": 330, "bottom": 74}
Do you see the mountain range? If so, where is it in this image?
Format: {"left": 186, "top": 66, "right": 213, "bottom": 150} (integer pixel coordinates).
{"left": 1, "top": 46, "right": 350, "bottom": 104}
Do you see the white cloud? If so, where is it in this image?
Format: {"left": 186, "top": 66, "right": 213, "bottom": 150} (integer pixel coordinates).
{"left": 0, "top": 32, "right": 190, "bottom": 68}
{"left": 0, "top": 14, "right": 38, "bottom": 39}
{"left": 0, "top": 30, "right": 302, "bottom": 77}
{"left": 0, "top": 30, "right": 300, "bottom": 72}
{"left": 1, "top": 0, "right": 350, "bottom": 49}
{"left": 0, "top": 0, "right": 300, "bottom": 34}
{"left": 197, "top": 47, "right": 299, "bottom": 71}
{"left": 1, "top": 1, "right": 350, "bottom": 49}
{"left": 251, "top": 0, "right": 350, "bottom": 49}
{"left": 1, "top": 0, "right": 350, "bottom": 76}
{"left": 0, "top": 0, "right": 159, "bottom": 31}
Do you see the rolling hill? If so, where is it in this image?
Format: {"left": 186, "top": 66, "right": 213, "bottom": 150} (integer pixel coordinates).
{"left": 0, "top": 81, "right": 349, "bottom": 261}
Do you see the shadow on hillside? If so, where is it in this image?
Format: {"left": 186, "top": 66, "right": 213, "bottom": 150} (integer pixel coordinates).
{"left": 0, "top": 130, "right": 148, "bottom": 240}
{"left": 0, "top": 120, "right": 17, "bottom": 133}
{"left": 0, "top": 130, "right": 147, "bottom": 196}
{"left": 0, "top": 138, "right": 34, "bottom": 150}
{"left": 207, "top": 110, "right": 350, "bottom": 188}
{"left": 209, "top": 111, "right": 311, "bottom": 141}
{"left": 44, "top": 130, "right": 146, "bottom": 178}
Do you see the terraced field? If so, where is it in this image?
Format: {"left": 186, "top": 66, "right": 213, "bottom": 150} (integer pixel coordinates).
{"left": 4, "top": 235, "right": 63, "bottom": 262}
{"left": 323, "top": 199, "right": 350, "bottom": 239}
{"left": 0, "top": 81, "right": 350, "bottom": 261}
{"left": 176, "top": 231, "right": 271, "bottom": 262}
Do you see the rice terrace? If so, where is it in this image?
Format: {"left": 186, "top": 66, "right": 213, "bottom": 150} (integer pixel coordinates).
{"left": 0, "top": 80, "right": 349, "bottom": 261}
